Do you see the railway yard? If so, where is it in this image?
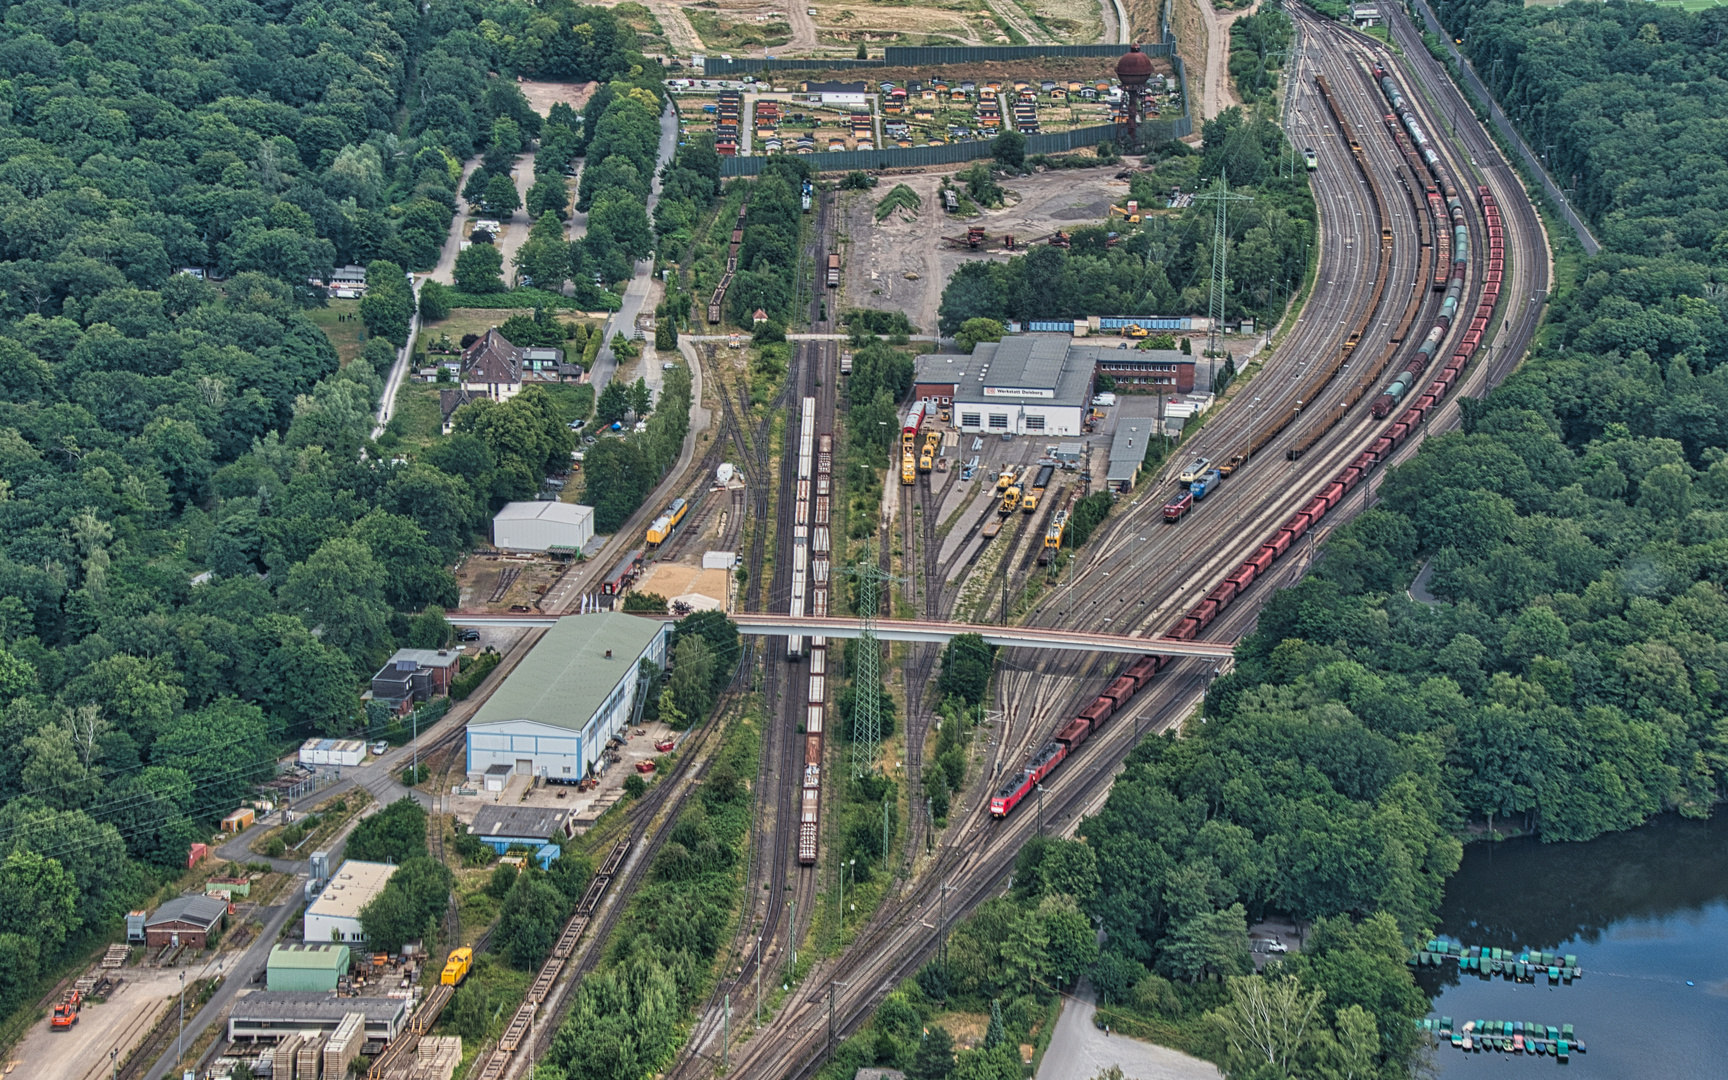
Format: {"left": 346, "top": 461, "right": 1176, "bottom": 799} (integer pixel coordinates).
{"left": 60, "top": 10, "right": 1554, "bottom": 1080}
{"left": 664, "top": 8, "right": 1550, "bottom": 1080}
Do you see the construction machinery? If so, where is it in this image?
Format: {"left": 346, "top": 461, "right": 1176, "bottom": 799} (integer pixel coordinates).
{"left": 1217, "top": 454, "right": 1247, "bottom": 478}
{"left": 995, "top": 467, "right": 1018, "bottom": 492}
{"left": 942, "top": 226, "right": 988, "bottom": 249}
{"left": 51, "top": 990, "right": 81, "bottom": 1031}
{"left": 901, "top": 451, "right": 916, "bottom": 485}
{"left": 1108, "top": 200, "right": 1142, "bottom": 224}
{"left": 998, "top": 485, "right": 1022, "bottom": 516}
{"left": 1120, "top": 324, "right": 1150, "bottom": 339}
{"left": 1023, "top": 462, "right": 1054, "bottom": 513}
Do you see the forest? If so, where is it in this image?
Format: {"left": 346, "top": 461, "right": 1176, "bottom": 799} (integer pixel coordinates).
{"left": 0, "top": 0, "right": 673, "bottom": 1028}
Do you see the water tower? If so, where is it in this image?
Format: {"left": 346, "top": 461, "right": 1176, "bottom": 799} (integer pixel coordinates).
{"left": 1116, "top": 43, "right": 1153, "bottom": 149}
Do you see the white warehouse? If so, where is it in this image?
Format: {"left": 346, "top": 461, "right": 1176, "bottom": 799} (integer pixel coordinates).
{"left": 304, "top": 860, "right": 396, "bottom": 945}
{"left": 912, "top": 336, "right": 1101, "bottom": 438}
{"left": 464, "top": 613, "right": 671, "bottom": 783}
{"left": 492, "top": 501, "right": 594, "bottom": 554}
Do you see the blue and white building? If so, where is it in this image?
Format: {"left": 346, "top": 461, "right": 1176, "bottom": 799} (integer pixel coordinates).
{"left": 464, "top": 612, "right": 670, "bottom": 783}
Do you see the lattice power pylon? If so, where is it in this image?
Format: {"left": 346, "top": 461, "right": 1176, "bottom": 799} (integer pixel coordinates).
{"left": 840, "top": 559, "right": 903, "bottom": 777}
{"left": 1194, "top": 170, "right": 1254, "bottom": 363}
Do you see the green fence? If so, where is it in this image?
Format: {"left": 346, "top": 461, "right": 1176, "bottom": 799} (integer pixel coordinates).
{"left": 699, "top": 42, "right": 1175, "bottom": 78}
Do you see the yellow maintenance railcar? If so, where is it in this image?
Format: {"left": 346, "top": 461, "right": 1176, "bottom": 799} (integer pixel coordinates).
{"left": 441, "top": 947, "right": 473, "bottom": 986}
{"left": 646, "top": 498, "right": 689, "bottom": 547}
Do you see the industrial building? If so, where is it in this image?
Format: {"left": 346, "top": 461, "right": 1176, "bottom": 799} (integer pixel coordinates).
{"left": 369, "top": 647, "right": 463, "bottom": 707}
{"left": 464, "top": 806, "right": 573, "bottom": 867}
{"left": 1093, "top": 346, "right": 1197, "bottom": 394}
{"left": 1107, "top": 397, "right": 1167, "bottom": 491}
{"left": 912, "top": 336, "right": 1100, "bottom": 437}
{"left": 266, "top": 944, "right": 350, "bottom": 992}
{"left": 464, "top": 613, "right": 670, "bottom": 783}
{"left": 227, "top": 993, "right": 411, "bottom": 1043}
{"left": 492, "top": 501, "right": 595, "bottom": 554}
{"left": 143, "top": 895, "right": 229, "bottom": 949}
{"left": 304, "top": 860, "right": 397, "bottom": 945}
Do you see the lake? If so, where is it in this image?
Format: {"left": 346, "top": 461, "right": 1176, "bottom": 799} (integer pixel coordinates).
{"left": 1415, "top": 812, "right": 1728, "bottom": 1076}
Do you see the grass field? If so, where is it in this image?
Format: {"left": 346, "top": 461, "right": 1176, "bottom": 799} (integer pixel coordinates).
{"left": 306, "top": 299, "right": 367, "bottom": 365}
{"left": 423, "top": 307, "right": 538, "bottom": 351}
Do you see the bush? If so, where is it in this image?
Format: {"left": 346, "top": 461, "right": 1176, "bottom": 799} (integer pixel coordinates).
{"left": 623, "top": 773, "right": 647, "bottom": 798}
{"left": 451, "top": 649, "right": 501, "bottom": 700}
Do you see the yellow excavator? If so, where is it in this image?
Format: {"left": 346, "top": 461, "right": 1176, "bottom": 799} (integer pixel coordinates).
{"left": 1109, "top": 199, "right": 1142, "bottom": 224}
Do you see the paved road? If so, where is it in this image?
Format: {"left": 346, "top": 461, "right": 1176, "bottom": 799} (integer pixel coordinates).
{"left": 1036, "top": 984, "right": 1220, "bottom": 1080}
{"left": 590, "top": 102, "right": 681, "bottom": 396}
{"left": 370, "top": 155, "right": 485, "bottom": 440}
{"left": 140, "top": 891, "right": 304, "bottom": 1080}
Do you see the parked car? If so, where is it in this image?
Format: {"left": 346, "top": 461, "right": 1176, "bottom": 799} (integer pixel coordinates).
{"left": 458, "top": 628, "right": 481, "bottom": 642}
{"left": 372, "top": 740, "right": 389, "bottom": 756}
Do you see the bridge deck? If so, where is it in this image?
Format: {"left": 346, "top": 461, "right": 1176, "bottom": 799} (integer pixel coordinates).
{"left": 446, "top": 613, "right": 1235, "bottom": 659}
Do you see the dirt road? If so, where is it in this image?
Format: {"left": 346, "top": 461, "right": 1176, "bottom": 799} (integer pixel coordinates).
{"left": 1195, "top": 0, "right": 1260, "bottom": 121}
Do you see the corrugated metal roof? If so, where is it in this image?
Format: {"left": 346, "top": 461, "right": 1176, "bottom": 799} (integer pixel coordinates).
{"left": 494, "top": 502, "right": 594, "bottom": 525}
{"left": 269, "top": 944, "right": 350, "bottom": 971}
{"left": 147, "top": 894, "right": 229, "bottom": 928}
{"left": 467, "top": 613, "right": 668, "bottom": 732}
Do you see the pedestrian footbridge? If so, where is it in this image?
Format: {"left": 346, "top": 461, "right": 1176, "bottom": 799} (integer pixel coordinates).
{"left": 446, "top": 612, "right": 1236, "bottom": 659}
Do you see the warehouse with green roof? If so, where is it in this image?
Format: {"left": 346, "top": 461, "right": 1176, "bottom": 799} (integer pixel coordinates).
{"left": 266, "top": 944, "right": 350, "bottom": 992}
{"left": 464, "top": 613, "right": 670, "bottom": 783}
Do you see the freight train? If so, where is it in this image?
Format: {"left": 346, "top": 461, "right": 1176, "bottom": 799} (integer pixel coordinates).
{"left": 991, "top": 56, "right": 1508, "bottom": 822}
{"left": 787, "top": 392, "right": 835, "bottom": 865}
{"left": 1368, "top": 60, "right": 1473, "bottom": 420}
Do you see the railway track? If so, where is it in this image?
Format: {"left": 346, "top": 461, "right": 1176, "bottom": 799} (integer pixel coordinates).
{"left": 676, "top": 189, "right": 840, "bottom": 1075}
{"left": 690, "top": 22, "right": 1549, "bottom": 1078}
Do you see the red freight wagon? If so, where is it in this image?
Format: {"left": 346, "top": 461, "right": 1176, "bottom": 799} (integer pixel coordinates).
{"left": 1249, "top": 546, "right": 1276, "bottom": 574}
{"left": 1339, "top": 466, "right": 1362, "bottom": 492}
{"left": 1227, "top": 565, "right": 1258, "bottom": 592}
{"left": 1102, "top": 676, "right": 1138, "bottom": 708}
{"left": 1269, "top": 529, "right": 1295, "bottom": 557}
{"left": 1320, "top": 482, "right": 1346, "bottom": 507}
{"left": 1488, "top": 259, "right": 1504, "bottom": 273}
{"left": 1169, "top": 618, "right": 1199, "bottom": 641}
{"left": 1119, "top": 653, "right": 1161, "bottom": 687}
{"left": 1370, "top": 436, "right": 1394, "bottom": 458}
{"left": 1125, "top": 656, "right": 1161, "bottom": 686}
{"left": 1079, "top": 698, "right": 1113, "bottom": 726}
{"left": 1055, "top": 717, "right": 1092, "bottom": 748}
{"left": 1194, "top": 599, "right": 1218, "bottom": 627}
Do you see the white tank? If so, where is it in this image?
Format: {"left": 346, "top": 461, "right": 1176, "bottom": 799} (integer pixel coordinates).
{"left": 717, "top": 463, "right": 735, "bottom": 485}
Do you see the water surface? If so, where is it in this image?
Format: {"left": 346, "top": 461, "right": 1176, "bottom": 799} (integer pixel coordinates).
{"left": 1417, "top": 813, "right": 1728, "bottom": 1076}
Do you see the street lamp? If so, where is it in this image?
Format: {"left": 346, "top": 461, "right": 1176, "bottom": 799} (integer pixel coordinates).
{"left": 177, "top": 971, "right": 186, "bottom": 1070}
{"left": 839, "top": 858, "right": 856, "bottom": 945}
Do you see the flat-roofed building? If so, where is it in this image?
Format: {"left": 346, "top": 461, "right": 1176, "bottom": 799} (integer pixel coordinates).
{"left": 304, "top": 860, "right": 397, "bottom": 945}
